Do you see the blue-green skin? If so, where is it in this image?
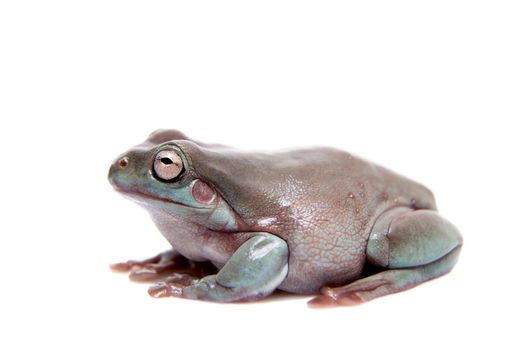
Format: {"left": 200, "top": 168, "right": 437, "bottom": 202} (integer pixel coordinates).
{"left": 108, "top": 129, "right": 462, "bottom": 305}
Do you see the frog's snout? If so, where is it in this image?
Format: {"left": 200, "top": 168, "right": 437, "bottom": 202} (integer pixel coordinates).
{"left": 108, "top": 156, "right": 131, "bottom": 189}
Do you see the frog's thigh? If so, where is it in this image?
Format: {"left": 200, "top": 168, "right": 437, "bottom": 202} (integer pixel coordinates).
{"left": 182, "top": 234, "right": 289, "bottom": 302}
{"left": 310, "top": 209, "right": 463, "bottom": 306}
{"left": 368, "top": 209, "right": 463, "bottom": 268}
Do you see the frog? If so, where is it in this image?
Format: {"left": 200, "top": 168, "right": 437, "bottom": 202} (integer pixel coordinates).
{"left": 108, "top": 129, "right": 463, "bottom": 306}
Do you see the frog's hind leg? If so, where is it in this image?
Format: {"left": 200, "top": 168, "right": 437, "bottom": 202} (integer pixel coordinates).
{"left": 309, "top": 208, "right": 463, "bottom": 306}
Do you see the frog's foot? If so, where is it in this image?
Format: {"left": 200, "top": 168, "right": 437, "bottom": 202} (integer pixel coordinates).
{"left": 147, "top": 234, "right": 289, "bottom": 302}
{"left": 148, "top": 273, "right": 199, "bottom": 298}
{"left": 309, "top": 208, "right": 463, "bottom": 307}
{"left": 110, "top": 250, "right": 189, "bottom": 281}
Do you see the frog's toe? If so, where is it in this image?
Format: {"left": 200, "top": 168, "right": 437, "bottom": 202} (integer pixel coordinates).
{"left": 110, "top": 261, "right": 136, "bottom": 272}
{"left": 308, "top": 293, "right": 363, "bottom": 307}
{"left": 307, "top": 294, "right": 338, "bottom": 307}
{"left": 164, "top": 273, "right": 200, "bottom": 286}
{"left": 309, "top": 278, "right": 390, "bottom": 307}
{"left": 128, "top": 266, "right": 168, "bottom": 281}
{"left": 148, "top": 273, "right": 200, "bottom": 298}
{"left": 111, "top": 250, "right": 191, "bottom": 281}
{"left": 308, "top": 292, "right": 354, "bottom": 307}
{"left": 127, "top": 261, "right": 182, "bottom": 281}
{"left": 110, "top": 259, "right": 154, "bottom": 272}
{"left": 110, "top": 250, "right": 181, "bottom": 272}
{"left": 148, "top": 281, "right": 184, "bottom": 298}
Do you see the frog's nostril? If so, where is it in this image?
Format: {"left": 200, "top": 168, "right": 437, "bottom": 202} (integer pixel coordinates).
{"left": 119, "top": 157, "right": 129, "bottom": 168}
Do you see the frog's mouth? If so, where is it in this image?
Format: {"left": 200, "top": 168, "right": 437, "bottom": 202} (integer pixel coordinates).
{"left": 115, "top": 188, "right": 197, "bottom": 209}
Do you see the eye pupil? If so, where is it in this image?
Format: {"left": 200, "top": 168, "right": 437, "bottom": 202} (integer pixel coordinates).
{"left": 160, "top": 157, "right": 173, "bottom": 165}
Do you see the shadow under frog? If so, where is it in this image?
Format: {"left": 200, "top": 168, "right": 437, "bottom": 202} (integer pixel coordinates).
{"left": 108, "top": 129, "right": 462, "bottom": 306}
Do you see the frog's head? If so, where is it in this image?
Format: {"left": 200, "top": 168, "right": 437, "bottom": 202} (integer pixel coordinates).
{"left": 108, "top": 130, "right": 238, "bottom": 230}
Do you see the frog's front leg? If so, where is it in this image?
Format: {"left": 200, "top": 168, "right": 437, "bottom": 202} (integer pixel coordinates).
{"left": 310, "top": 208, "right": 463, "bottom": 306}
{"left": 149, "top": 234, "right": 289, "bottom": 302}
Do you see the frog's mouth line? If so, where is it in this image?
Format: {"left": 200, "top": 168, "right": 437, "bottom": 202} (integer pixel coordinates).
{"left": 115, "top": 188, "right": 197, "bottom": 209}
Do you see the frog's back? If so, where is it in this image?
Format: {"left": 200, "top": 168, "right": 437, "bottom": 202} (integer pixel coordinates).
{"left": 178, "top": 140, "right": 436, "bottom": 293}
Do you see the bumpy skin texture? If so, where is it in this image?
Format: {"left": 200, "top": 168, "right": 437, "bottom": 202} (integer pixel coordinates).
{"left": 176, "top": 139, "right": 435, "bottom": 293}
{"left": 108, "top": 129, "right": 461, "bottom": 304}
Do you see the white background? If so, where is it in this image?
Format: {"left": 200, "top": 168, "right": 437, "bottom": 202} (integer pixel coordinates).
{"left": 1, "top": 1, "right": 524, "bottom": 349}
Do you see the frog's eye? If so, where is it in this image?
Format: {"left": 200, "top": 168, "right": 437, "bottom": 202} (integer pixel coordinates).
{"left": 153, "top": 150, "right": 184, "bottom": 181}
